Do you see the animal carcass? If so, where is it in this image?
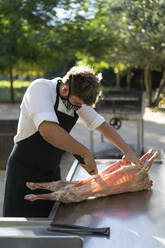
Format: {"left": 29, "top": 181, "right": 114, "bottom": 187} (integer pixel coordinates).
{"left": 24, "top": 149, "right": 158, "bottom": 203}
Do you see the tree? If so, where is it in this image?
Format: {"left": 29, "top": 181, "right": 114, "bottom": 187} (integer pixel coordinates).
{"left": 112, "top": 0, "right": 165, "bottom": 105}
{"left": 0, "top": 0, "right": 58, "bottom": 102}
{"left": 76, "top": 0, "right": 165, "bottom": 103}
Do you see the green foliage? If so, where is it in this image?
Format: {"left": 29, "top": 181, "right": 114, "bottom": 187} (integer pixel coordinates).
{"left": 0, "top": 80, "right": 30, "bottom": 101}
{"left": 118, "top": 0, "right": 165, "bottom": 70}
{"left": 0, "top": 0, "right": 165, "bottom": 105}
{"left": 158, "top": 93, "right": 165, "bottom": 108}
{"left": 153, "top": 93, "right": 165, "bottom": 112}
{"left": 0, "top": 0, "right": 62, "bottom": 74}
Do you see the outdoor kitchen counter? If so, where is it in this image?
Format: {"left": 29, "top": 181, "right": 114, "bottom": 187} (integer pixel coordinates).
{"left": 0, "top": 158, "right": 165, "bottom": 248}
{"left": 50, "top": 159, "right": 165, "bottom": 248}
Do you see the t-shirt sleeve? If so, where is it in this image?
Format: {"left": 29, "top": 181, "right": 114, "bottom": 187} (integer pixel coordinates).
{"left": 77, "top": 104, "right": 105, "bottom": 130}
{"left": 23, "top": 79, "right": 59, "bottom": 129}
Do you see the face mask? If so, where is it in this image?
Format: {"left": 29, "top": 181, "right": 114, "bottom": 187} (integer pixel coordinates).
{"left": 60, "top": 96, "right": 81, "bottom": 111}
{"left": 60, "top": 79, "right": 81, "bottom": 111}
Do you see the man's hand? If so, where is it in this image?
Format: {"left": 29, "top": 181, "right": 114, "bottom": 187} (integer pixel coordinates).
{"left": 122, "top": 150, "right": 144, "bottom": 167}
{"left": 39, "top": 121, "right": 98, "bottom": 174}
{"left": 80, "top": 152, "right": 98, "bottom": 175}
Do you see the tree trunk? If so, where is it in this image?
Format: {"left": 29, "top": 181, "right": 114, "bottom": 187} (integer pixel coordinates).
{"left": 9, "top": 65, "right": 14, "bottom": 103}
{"left": 126, "top": 68, "right": 131, "bottom": 91}
{"left": 153, "top": 69, "right": 165, "bottom": 106}
{"left": 148, "top": 70, "right": 152, "bottom": 104}
{"left": 116, "top": 73, "right": 120, "bottom": 90}
{"left": 63, "top": 60, "right": 68, "bottom": 75}
{"left": 0, "top": 145, "right": 3, "bottom": 169}
{"left": 144, "top": 64, "right": 152, "bottom": 106}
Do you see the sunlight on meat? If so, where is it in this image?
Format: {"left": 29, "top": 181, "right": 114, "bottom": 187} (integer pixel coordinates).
{"left": 113, "top": 174, "right": 133, "bottom": 186}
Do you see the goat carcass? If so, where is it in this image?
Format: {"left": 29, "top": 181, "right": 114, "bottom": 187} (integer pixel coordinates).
{"left": 24, "top": 149, "right": 158, "bottom": 203}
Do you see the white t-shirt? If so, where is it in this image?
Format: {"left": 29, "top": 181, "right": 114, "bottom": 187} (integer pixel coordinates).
{"left": 14, "top": 78, "right": 105, "bottom": 143}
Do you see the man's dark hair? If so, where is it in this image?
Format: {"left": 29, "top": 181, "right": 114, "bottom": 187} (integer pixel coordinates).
{"left": 63, "top": 66, "right": 102, "bottom": 106}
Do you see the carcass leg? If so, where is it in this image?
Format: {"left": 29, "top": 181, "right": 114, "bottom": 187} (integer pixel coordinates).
{"left": 144, "top": 151, "right": 159, "bottom": 171}
{"left": 140, "top": 149, "right": 153, "bottom": 164}
{"left": 100, "top": 148, "right": 154, "bottom": 178}
{"left": 26, "top": 181, "right": 77, "bottom": 192}
{"left": 24, "top": 192, "right": 57, "bottom": 202}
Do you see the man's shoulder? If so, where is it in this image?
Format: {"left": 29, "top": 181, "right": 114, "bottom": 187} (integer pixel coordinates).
{"left": 27, "top": 78, "right": 58, "bottom": 92}
{"left": 31, "top": 78, "right": 52, "bottom": 86}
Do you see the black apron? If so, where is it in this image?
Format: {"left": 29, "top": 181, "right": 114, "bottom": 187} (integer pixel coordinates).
{"left": 3, "top": 81, "right": 79, "bottom": 217}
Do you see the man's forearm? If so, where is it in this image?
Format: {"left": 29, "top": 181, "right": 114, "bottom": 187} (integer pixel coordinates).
{"left": 97, "top": 121, "right": 133, "bottom": 155}
{"left": 39, "top": 121, "right": 89, "bottom": 157}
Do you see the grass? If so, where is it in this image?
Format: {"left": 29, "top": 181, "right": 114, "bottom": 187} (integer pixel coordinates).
{"left": 0, "top": 80, "right": 132, "bottom": 102}
{"left": 0, "top": 80, "right": 30, "bottom": 102}
{"left": 0, "top": 80, "right": 30, "bottom": 87}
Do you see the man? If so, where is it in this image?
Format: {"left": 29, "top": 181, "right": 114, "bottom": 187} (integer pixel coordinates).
{"left": 3, "top": 65, "right": 141, "bottom": 217}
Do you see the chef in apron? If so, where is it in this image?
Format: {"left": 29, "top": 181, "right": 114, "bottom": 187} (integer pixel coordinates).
{"left": 3, "top": 66, "right": 141, "bottom": 217}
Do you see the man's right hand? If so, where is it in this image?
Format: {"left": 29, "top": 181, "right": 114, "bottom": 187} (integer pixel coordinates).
{"left": 39, "top": 121, "right": 98, "bottom": 175}
{"left": 80, "top": 152, "right": 98, "bottom": 175}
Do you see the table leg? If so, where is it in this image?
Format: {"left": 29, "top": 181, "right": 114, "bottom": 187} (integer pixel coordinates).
{"left": 141, "top": 118, "right": 144, "bottom": 153}
{"left": 137, "top": 120, "right": 140, "bottom": 156}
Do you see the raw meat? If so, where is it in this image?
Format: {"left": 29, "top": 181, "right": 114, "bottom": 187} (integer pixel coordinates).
{"left": 24, "top": 149, "right": 159, "bottom": 203}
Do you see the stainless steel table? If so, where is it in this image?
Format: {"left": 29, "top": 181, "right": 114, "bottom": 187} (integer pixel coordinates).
{"left": 51, "top": 159, "right": 165, "bottom": 248}
{"left": 0, "top": 218, "right": 83, "bottom": 248}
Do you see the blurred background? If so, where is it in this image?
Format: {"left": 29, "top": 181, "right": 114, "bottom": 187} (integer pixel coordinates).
{"left": 0, "top": 0, "right": 165, "bottom": 215}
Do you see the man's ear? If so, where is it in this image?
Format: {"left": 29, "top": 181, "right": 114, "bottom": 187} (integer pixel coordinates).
{"left": 61, "top": 84, "right": 69, "bottom": 96}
